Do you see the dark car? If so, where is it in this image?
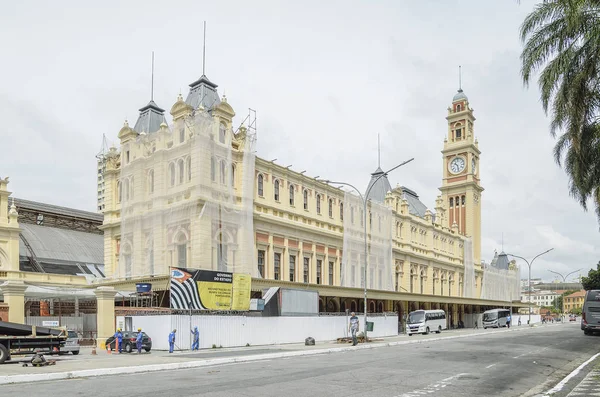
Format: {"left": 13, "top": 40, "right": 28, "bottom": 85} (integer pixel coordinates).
{"left": 105, "top": 331, "right": 152, "bottom": 353}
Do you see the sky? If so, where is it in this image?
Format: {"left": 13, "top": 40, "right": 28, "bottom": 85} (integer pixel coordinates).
{"left": 1, "top": 0, "right": 598, "bottom": 281}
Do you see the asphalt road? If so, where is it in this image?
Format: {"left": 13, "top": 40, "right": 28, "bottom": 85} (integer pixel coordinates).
{"left": 2, "top": 323, "right": 598, "bottom": 397}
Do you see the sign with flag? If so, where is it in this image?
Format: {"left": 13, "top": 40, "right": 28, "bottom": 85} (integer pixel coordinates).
{"left": 170, "top": 268, "right": 250, "bottom": 310}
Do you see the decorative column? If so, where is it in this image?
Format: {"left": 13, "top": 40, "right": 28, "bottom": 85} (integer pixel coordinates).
{"left": 94, "top": 286, "right": 117, "bottom": 349}
{"left": 1, "top": 281, "right": 27, "bottom": 324}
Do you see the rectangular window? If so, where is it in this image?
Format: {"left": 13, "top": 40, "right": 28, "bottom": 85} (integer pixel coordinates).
{"left": 126, "top": 151, "right": 130, "bottom": 164}
{"left": 289, "top": 255, "right": 296, "bottom": 282}
{"left": 316, "top": 259, "right": 322, "bottom": 284}
{"left": 303, "top": 257, "right": 309, "bottom": 283}
{"left": 274, "top": 253, "right": 281, "bottom": 280}
{"left": 258, "top": 250, "right": 265, "bottom": 278}
{"left": 329, "top": 261, "right": 334, "bottom": 285}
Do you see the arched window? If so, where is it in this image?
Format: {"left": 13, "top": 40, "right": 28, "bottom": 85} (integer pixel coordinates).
{"left": 122, "top": 243, "right": 132, "bottom": 278}
{"left": 117, "top": 181, "right": 122, "bottom": 203}
{"left": 340, "top": 202, "right": 344, "bottom": 221}
{"left": 220, "top": 160, "right": 226, "bottom": 184}
{"left": 328, "top": 198, "right": 333, "bottom": 217}
{"left": 289, "top": 184, "right": 295, "bottom": 205}
{"left": 274, "top": 179, "right": 280, "bottom": 201}
{"left": 169, "top": 163, "right": 175, "bottom": 187}
{"left": 303, "top": 189, "right": 308, "bottom": 210}
{"left": 257, "top": 174, "right": 264, "bottom": 196}
{"left": 316, "top": 194, "right": 321, "bottom": 214}
{"left": 178, "top": 159, "right": 185, "bottom": 184}
{"left": 461, "top": 195, "right": 466, "bottom": 205}
{"left": 231, "top": 164, "right": 236, "bottom": 187}
{"left": 187, "top": 157, "right": 192, "bottom": 181}
{"left": 219, "top": 123, "right": 226, "bottom": 144}
{"left": 456, "top": 104, "right": 462, "bottom": 112}
{"left": 449, "top": 197, "right": 454, "bottom": 207}
{"left": 148, "top": 170, "right": 154, "bottom": 194}
{"left": 210, "top": 157, "right": 216, "bottom": 182}
{"left": 179, "top": 128, "right": 185, "bottom": 143}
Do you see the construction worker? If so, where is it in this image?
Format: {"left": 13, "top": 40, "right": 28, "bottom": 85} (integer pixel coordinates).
{"left": 136, "top": 328, "right": 143, "bottom": 353}
{"left": 191, "top": 326, "right": 199, "bottom": 351}
{"left": 168, "top": 329, "right": 177, "bottom": 353}
{"left": 113, "top": 328, "right": 123, "bottom": 353}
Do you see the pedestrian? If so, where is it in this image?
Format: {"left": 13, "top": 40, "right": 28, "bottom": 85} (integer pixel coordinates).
{"left": 506, "top": 312, "right": 512, "bottom": 328}
{"left": 136, "top": 328, "right": 143, "bottom": 353}
{"left": 474, "top": 319, "right": 478, "bottom": 329}
{"left": 518, "top": 317, "right": 521, "bottom": 326}
{"left": 191, "top": 326, "right": 199, "bottom": 351}
{"left": 348, "top": 312, "right": 359, "bottom": 346}
{"left": 114, "top": 328, "right": 123, "bottom": 353}
{"left": 169, "top": 329, "right": 177, "bottom": 353}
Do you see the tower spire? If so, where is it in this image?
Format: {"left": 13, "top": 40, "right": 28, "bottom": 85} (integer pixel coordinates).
{"left": 202, "top": 21, "right": 207, "bottom": 76}
{"left": 151, "top": 51, "right": 155, "bottom": 101}
{"left": 458, "top": 65, "right": 462, "bottom": 92}
{"left": 377, "top": 133, "right": 381, "bottom": 168}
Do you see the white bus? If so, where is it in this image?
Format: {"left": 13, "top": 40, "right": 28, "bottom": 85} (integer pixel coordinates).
{"left": 482, "top": 308, "right": 510, "bottom": 329}
{"left": 406, "top": 309, "right": 446, "bottom": 336}
{"left": 581, "top": 290, "right": 600, "bottom": 336}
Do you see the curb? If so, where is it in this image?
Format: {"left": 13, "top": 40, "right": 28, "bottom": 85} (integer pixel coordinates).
{"left": 0, "top": 323, "right": 555, "bottom": 385}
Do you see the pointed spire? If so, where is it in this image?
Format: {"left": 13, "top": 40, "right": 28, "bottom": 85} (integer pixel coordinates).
{"left": 151, "top": 51, "right": 155, "bottom": 101}
{"left": 202, "top": 21, "right": 207, "bottom": 76}
{"left": 377, "top": 133, "right": 381, "bottom": 168}
{"left": 458, "top": 65, "right": 462, "bottom": 92}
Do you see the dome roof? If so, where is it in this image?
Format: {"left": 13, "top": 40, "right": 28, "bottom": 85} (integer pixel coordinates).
{"left": 453, "top": 88, "right": 468, "bottom": 102}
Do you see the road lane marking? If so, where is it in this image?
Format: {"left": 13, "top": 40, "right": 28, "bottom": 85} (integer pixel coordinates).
{"left": 395, "top": 373, "right": 469, "bottom": 397}
{"left": 540, "top": 352, "right": 600, "bottom": 396}
{"left": 486, "top": 364, "right": 496, "bottom": 369}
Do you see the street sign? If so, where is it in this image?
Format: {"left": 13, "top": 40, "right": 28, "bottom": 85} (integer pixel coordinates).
{"left": 42, "top": 321, "right": 59, "bottom": 327}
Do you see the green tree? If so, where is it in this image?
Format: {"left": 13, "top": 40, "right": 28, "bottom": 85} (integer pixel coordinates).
{"left": 520, "top": 1, "right": 600, "bottom": 223}
{"left": 572, "top": 307, "right": 583, "bottom": 316}
{"left": 581, "top": 261, "right": 600, "bottom": 290}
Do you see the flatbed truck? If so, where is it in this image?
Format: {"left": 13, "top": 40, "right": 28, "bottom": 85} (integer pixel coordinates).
{"left": 0, "top": 320, "right": 67, "bottom": 363}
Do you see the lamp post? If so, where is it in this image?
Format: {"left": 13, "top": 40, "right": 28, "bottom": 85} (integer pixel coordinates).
{"left": 320, "top": 157, "right": 414, "bottom": 341}
{"left": 508, "top": 248, "right": 554, "bottom": 326}
{"left": 548, "top": 269, "right": 582, "bottom": 320}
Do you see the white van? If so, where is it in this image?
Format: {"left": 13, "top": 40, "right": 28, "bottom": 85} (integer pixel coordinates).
{"left": 406, "top": 309, "right": 446, "bottom": 336}
{"left": 482, "top": 308, "right": 510, "bottom": 329}
{"left": 581, "top": 290, "right": 600, "bottom": 335}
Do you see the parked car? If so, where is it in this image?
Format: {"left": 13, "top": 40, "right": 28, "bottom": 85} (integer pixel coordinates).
{"left": 61, "top": 330, "right": 80, "bottom": 355}
{"left": 105, "top": 331, "right": 152, "bottom": 353}
{"left": 569, "top": 316, "right": 577, "bottom": 322}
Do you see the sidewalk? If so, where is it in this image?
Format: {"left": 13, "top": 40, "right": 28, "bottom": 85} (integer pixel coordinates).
{"left": 0, "top": 323, "right": 555, "bottom": 385}
{"left": 566, "top": 367, "right": 600, "bottom": 397}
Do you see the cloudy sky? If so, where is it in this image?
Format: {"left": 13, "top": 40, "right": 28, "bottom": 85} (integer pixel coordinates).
{"left": 1, "top": 0, "right": 598, "bottom": 281}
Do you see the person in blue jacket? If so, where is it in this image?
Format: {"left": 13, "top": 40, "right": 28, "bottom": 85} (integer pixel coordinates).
{"left": 191, "top": 326, "right": 199, "bottom": 351}
{"left": 136, "top": 328, "right": 143, "bottom": 353}
{"left": 114, "top": 329, "right": 123, "bottom": 353}
{"left": 168, "top": 329, "right": 177, "bottom": 353}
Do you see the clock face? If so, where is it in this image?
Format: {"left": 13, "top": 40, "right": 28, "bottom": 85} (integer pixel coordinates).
{"left": 449, "top": 157, "right": 466, "bottom": 174}
{"left": 472, "top": 158, "right": 477, "bottom": 174}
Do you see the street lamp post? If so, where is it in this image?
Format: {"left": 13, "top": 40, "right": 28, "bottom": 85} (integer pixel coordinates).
{"left": 548, "top": 269, "right": 582, "bottom": 320}
{"left": 321, "top": 157, "right": 414, "bottom": 341}
{"left": 508, "top": 248, "right": 554, "bottom": 326}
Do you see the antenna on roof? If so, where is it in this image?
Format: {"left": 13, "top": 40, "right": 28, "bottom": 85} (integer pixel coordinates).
{"left": 151, "top": 51, "right": 155, "bottom": 101}
{"left": 458, "top": 65, "right": 462, "bottom": 91}
{"left": 202, "top": 21, "right": 207, "bottom": 76}
{"left": 378, "top": 133, "right": 381, "bottom": 168}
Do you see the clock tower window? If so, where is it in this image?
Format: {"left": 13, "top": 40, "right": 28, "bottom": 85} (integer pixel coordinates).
{"left": 449, "top": 197, "right": 454, "bottom": 207}
{"left": 455, "top": 128, "right": 462, "bottom": 140}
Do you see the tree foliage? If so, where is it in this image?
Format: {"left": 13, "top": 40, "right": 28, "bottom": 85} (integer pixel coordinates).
{"left": 520, "top": 0, "right": 600, "bottom": 224}
{"left": 581, "top": 261, "right": 600, "bottom": 290}
{"left": 551, "top": 289, "right": 580, "bottom": 308}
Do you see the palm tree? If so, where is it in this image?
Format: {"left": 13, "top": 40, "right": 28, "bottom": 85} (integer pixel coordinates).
{"left": 520, "top": 0, "right": 600, "bottom": 224}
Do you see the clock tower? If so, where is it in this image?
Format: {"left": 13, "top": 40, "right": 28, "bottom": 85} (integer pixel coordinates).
{"left": 439, "top": 87, "right": 484, "bottom": 264}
